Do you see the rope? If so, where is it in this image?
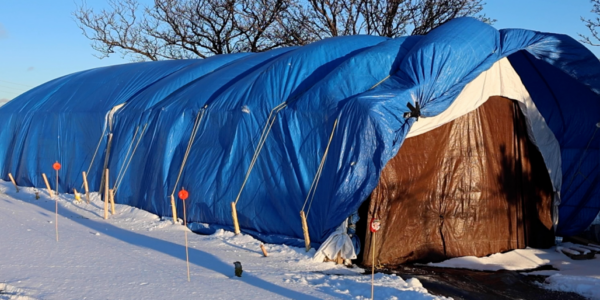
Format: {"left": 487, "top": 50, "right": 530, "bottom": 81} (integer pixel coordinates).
{"left": 170, "top": 106, "right": 208, "bottom": 198}
{"left": 113, "top": 124, "right": 147, "bottom": 193}
{"left": 301, "top": 119, "right": 338, "bottom": 218}
{"left": 369, "top": 75, "right": 390, "bottom": 90}
{"left": 81, "top": 123, "right": 108, "bottom": 189}
{"left": 233, "top": 102, "right": 287, "bottom": 205}
{"left": 113, "top": 126, "right": 140, "bottom": 188}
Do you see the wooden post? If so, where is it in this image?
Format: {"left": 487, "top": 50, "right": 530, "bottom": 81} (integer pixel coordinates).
{"left": 7, "top": 173, "right": 18, "bottom": 192}
{"left": 104, "top": 169, "right": 109, "bottom": 219}
{"left": 82, "top": 171, "right": 90, "bottom": 203}
{"left": 73, "top": 188, "right": 81, "bottom": 202}
{"left": 371, "top": 231, "right": 376, "bottom": 300}
{"left": 55, "top": 168, "right": 59, "bottom": 196}
{"left": 55, "top": 192, "right": 59, "bottom": 242}
{"left": 335, "top": 252, "right": 344, "bottom": 265}
{"left": 53, "top": 162, "right": 62, "bottom": 243}
{"left": 170, "top": 195, "right": 178, "bottom": 224}
{"left": 178, "top": 188, "right": 191, "bottom": 282}
{"left": 260, "top": 244, "right": 268, "bottom": 257}
{"left": 231, "top": 202, "right": 240, "bottom": 235}
{"left": 369, "top": 217, "right": 381, "bottom": 300}
{"left": 183, "top": 198, "right": 190, "bottom": 282}
{"left": 42, "top": 173, "right": 53, "bottom": 197}
{"left": 109, "top": 189, "right": 116, "bottom": 215}
{"left": 300, "top": 210, "right": 311, "bottom": 252}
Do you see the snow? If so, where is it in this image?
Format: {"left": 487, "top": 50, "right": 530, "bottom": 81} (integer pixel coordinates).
{"left": 425, "top": 248, "right": 551, "bottom": 271}
{"left": 0, "top": 181, "right": 444, "bottom": 300}
{"left": 426, "top": 246, "right": 600, "bottom": 299}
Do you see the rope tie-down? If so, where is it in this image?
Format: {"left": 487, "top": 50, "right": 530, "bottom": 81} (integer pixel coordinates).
{"left": 99, "top": 133, "right": 114, "bottom": 198}
{"left": 300, "top": 119, "right": 338, "bottom": 252}
{"left": 170, "top": 106, "right": 208, "bottom": 224}
{"left": 111, "top": 124, "right": 148, "bottom": 203}
{"left": 231, "top": 102, "right": 287, "bottom": 235}
{"left": 79, "top": 124, "right": 107, "bottom": 196}
{"left": 230, "top": 73, "right": 387, "bottom": 237}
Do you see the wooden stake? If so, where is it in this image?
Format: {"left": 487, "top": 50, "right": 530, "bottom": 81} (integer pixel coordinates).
{"left": 178, "top": 188, "right": 191, "bottom": 282}
{"left": 104, "top": 169, "right": 109, "bottom": 219}
{"left": 55, "top": 192, "right": 59, "bottom": 242}
{"left": 73, "top": 188, "right": 81, "bottom": 202}
{"left": 371, "top": 232, "right": 376, "bottom": 300}
{"left": 170, "top": 195, "right": 178, "bottom": 224}
{"left": 55, "top": 169, "right": 59, "bottom": 196}
{"left": 53, "top": 163, "right": 61, "bottom": 243}
{"left": 183, "top": 199, "right": 190, "bottom": 282}
{"left": 335, "top": 252, "right": 344, "bottom": 265}
{"left": 7, "top": 173, "right": 19, "bottom": 192}
{"left": 300, "top": 210, "right": 311, "bottom": 252}
{"left": 109, "top": 189, "right": 116, "bottom": 215}
{"left": 231, "top": 202, "right": 240, "bottom": 235}
{"left": 260, "top": 244, "right": 268, "bottom": 257}
{"left": 42, "top": 173, "right": 53, "bottom": 197}
{"left": 82, "top": 171, "right": 90, "bottom": 203}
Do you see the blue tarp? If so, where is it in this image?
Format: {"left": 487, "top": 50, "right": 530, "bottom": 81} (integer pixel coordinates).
{"left": 1, "top": 18, "right": 598, "bottom": 245}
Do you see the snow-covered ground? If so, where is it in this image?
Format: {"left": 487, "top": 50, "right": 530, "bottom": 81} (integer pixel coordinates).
{"left": 3, "top": 179, "right": 599, "bottom": 300}
{"left": 427, "top": 246, "right": 600, "bottom": 299}
{"left": 0, "top": 181, "right": 443, "bottom": 300}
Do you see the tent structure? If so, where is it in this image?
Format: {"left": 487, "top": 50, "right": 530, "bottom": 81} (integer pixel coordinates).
{"left": 0, "top": 18, "right": 598, "bottom": 265}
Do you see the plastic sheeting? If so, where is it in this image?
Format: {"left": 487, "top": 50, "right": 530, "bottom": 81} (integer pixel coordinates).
{"left": 508, "top": 51, "right": 600, "bottom": 236}
{"left": 313, "top": 221, "right": 357, "bottom": 263}
{"left": 0, "top": 18, "right": 599, "bottom": 247}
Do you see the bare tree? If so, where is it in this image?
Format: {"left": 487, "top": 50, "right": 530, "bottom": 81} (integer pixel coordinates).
{"left": 74, "top": 0, "right": 492, "bottom": 61}
{"left": 146, "top": 0, "right": 240, "bottom": 58}
{"left": 285, "top": 0, "right": 491, "bottom": 41}
{"left": 581, "top": 0, "right": 600, "bottom": 46}
{"left": 74, "top": 0, "right": 162, "bottom": 60}
{"left": 363, "top": 1, "right": 413, "bottom": 37}
{"left": 302, "top": 0, "right": 366, "bottom": 38}
{"left": 74, "top": 0, "right": 290, "bottom": 59}
{"left": 235, "top": 0, "right": 292, "bottom": 52}
{"left": 410, "top": 0, "right": 492, "bottom": 35}
{"left": 362, "top": 0, "right": 492, "bottom": 37}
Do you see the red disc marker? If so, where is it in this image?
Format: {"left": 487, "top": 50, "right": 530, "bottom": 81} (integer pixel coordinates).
{"left": 178, "top": 188, "right": 189, "bottom": 201}
{"left": 370, "top": 218, "right": 381, "bottom": 233}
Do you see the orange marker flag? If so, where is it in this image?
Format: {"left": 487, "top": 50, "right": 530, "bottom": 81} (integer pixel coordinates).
{"left": 179, "top": 187, "right": 191, "bottom": 282}
{"left": 52, "top": 162, "right": 61, "bottom": 242}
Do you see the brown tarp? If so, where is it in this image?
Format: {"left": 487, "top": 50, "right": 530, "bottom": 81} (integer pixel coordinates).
{"left": 360, "top": 96, "right": 554, "bottom": 267}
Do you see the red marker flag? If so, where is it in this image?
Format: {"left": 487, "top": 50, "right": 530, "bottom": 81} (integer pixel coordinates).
{"left": 178, "top": 187, "right": 191, "bottom": 282}
{"left": 370, "top": 218, "right": 381, "bottom": 233}
{"left": 178, "top": 188, "right": 189, "bottom": 201}
{"left": 52, "top": 161, "right": 61, "bottom": 242}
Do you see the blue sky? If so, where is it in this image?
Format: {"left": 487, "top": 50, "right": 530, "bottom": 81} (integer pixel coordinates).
{"left": 1, "top": 0, "right": 599, "bottom": 103}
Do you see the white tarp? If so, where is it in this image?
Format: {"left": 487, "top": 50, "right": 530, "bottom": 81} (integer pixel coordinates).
{"left": 407, "top": 57, "right": 562, "bottom": 195}
{"left": 313, "top": 220, "right": 356, "bottom": 263}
